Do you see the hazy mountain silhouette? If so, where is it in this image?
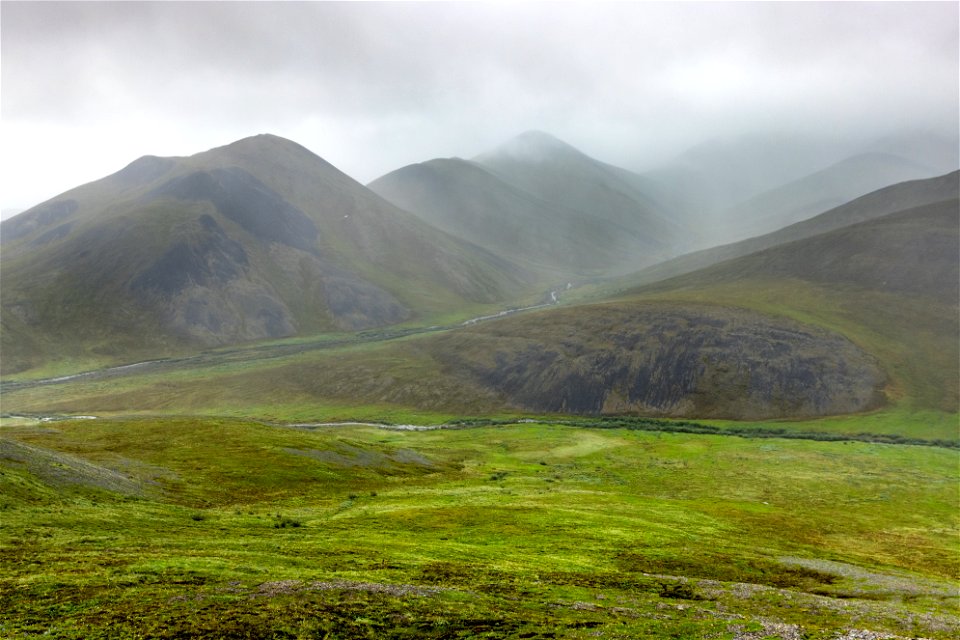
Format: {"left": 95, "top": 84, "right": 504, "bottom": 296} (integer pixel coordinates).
{"left": 620, "top": 171, "right": 960, "bottom": 289}
{"left": 371, "top": 131, "right": 687, "bottom": 278}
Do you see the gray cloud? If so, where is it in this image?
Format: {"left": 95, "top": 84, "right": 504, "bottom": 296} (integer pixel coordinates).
{"left": 2, "top": 1, "right": 957, "bottom": 214}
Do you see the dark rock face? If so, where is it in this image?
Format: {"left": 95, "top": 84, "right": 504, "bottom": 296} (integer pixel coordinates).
{"left": 434, "top": 304, "right": 886, "bottom": 419}
{"left": 321, "top": 275, "right": 410, "bottom": 330}
{"left": 130, "top": 214, "right": 294, "bottom": 342}
{"left": 131, "top": 214, "right": 248, "bottom": 295}
{"left": 149, "top": 168, "right": 319, "bottom": 253}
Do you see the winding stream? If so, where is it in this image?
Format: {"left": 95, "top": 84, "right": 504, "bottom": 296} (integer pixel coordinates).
{"left": 1, "top": 288, "right": 563, "bottom": 393}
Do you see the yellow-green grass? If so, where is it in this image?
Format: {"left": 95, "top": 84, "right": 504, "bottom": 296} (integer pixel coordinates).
{"left": 1, "top": 417, "right": 957, "bottom": 638}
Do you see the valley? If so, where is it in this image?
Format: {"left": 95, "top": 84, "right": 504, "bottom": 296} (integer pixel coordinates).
{"left": 1, "top": 130, "right": 957, "bottom": 639}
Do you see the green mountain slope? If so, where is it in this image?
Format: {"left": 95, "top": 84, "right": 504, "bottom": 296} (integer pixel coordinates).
{"left": 427, "top": 199, "right": 958, "bottom": 418}
{"left": 16, "top": 196, "right": 953, "bottom": 422}
{"left": 641, "top": 199, "right": 958, "bottom": 301}
{"left": 718, "top": 152, "right": 941, "bottom": 243}
{"left": 622, "top": 198, "right": 960, "bottom": 413}
{"left": 0, "top": 134, "right": 533, "bottom": 374}
{"left": 619, "top": 171, "right": 960, "bottom": 289}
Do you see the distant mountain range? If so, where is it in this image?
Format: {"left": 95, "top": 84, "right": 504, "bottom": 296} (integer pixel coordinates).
{"left": 619, "top": 171, "right": 960, "bottom": 290}
{"left": 639, "top": 130, "right": 958, "bottom": 246}
{"left": 2, "top": 129, "right": 957, "bottom": 421}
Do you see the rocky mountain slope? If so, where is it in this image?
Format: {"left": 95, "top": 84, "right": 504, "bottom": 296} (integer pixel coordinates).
{"left": 412, "top": 195, "right": 958, "bottom": 417}
{"left": 0, "top": 134, "right": 532, "bottom": 374}
{"left": 639, "top": 130, "right": 958, "bottom": 239}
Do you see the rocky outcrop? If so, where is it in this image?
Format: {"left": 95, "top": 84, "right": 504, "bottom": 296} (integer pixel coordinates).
{"left": 431, "top": 303, "right": 886, "bottom": 419}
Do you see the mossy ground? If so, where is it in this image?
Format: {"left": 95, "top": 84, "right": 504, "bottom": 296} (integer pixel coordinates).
{"left": 2, "top": 417, "right": 957, "bottom": 638}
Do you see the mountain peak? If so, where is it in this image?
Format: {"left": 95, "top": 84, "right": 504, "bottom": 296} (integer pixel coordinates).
{"left": 192, "top": 133, "right": 354, "bottom": 186}
{"left": 477, "top": 130, "right": 584, "bottom": 163}
{"left": 215, "top": 133, "right": 316, "bottom": 157}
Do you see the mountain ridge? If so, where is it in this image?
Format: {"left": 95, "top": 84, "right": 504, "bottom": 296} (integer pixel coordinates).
{"left": 617, "top": 171, "right": 960, "bottom": 290}
{"left": 370, "top": 131, "right": 689, "bottom": 278}
{"left": 0, "top": 134, "right": 534, "bottom": 374}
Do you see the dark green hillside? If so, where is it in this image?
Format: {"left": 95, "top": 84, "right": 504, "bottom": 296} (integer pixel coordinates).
{"left": 623, "top": 199, "right": 960, "bottom": 413}
{"left": 0, "top": 134, "right": 533, "bottom": 374}
{"left": 641, "top": 199, "right": 959, "bottom": 302}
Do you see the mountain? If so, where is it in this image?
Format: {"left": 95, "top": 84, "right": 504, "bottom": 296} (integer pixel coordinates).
{"left": 369, "top": 157, "right": 610, "bottom": 276}
{"left": 370, "top": 131, "right": 687, "bottom": 278}
{"left": 641, "top": 133, "right": 851, "bottom": 227}
{"left": 0, "top": 134, "right": 532, "bottom": 374}
{"left": 641, "top": 198, "right": 959, "bottom": 303}
{"left": 10, "top": 190, "right": 956, "bottom": 421}
{"left": 716, "top": 152, "right": 942, "bottom": 243}
{"left": 622, "top": 197, "right": 960, "bottom": 413}
{"left": 618, "top": 171, "right": 960, "bottom": 290}
{"left": 418, "top": 194, "right": 959, "bottom": 418}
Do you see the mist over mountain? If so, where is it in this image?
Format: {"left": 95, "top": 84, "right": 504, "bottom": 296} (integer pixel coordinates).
{"left": 640, "top": 131, "right": 958, "bottom": 244}
{"left": 3, "top": 128, "right": 957, "bottom": 413}
{"left": 370, "top": 131, "right": 685, "bottom": 278}
{"left": 717, "top": 152, "right": 943, "bottom": 243}
{"left": 620, "top": 171, "right": 960, "bottom": 290}
{"left": 472, "top": 132, "right": 684, "bottom": 264}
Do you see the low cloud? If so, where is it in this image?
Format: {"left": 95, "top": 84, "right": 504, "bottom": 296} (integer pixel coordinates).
{"left": 2, "top": 1, "right": 957, "bottom": 213}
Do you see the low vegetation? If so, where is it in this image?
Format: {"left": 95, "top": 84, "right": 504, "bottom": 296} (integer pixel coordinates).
{"left": 1, "top": 417, "right": 957, "bottom": 638}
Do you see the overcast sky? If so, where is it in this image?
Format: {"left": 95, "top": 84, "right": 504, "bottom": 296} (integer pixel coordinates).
{"left": 2, "top": 1, "right": 958, "bottom": 217}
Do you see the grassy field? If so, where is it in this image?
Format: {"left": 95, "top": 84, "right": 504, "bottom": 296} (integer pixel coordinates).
{"left": 2, "top": 416, "right": 957, "bottom": 638}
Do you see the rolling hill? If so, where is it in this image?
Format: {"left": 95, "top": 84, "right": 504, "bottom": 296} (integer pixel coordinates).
{"left": 617, "top": 171, "right": 960, "bottom": 290}
{"left": 419, "top": 196, "right": 959, "bottom": 418}
{"left": 370, "top": 131, "right": 687, "bottom": 278}
{"left": 0, "top": 134, "right": 533, "bottom": 374}
{"left": 12, "top": 190, "right": 955, "bottom": 423}
{"left": 3, "top": 133, "right": 956, "bottom": 424}
{"left": 717, "top": 152, "right": 943, "bottom": 243}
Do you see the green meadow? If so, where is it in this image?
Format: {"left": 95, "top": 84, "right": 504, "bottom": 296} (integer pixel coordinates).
{"left": 2, "top": 416, "right": 957, "bottom": 638}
